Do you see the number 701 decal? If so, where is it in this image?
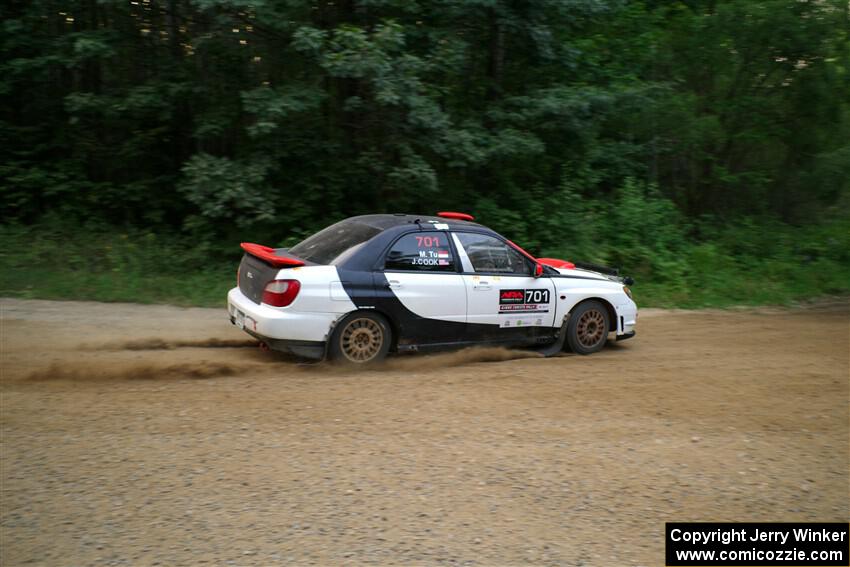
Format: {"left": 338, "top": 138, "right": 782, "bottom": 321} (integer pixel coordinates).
{"left": 524, "top": 289, "right": 549, "bottom": 304}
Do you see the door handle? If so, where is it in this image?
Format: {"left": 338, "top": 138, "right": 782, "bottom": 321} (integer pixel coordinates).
{"left": 475, "top": 281, "right": 491, "bottom": 290}
{"left": 386, "top": 280, "right": 402, "bottom": 289}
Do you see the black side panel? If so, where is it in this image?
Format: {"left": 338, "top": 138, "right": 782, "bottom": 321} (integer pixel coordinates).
{"left": 238, "top": 254, "right": 279, "bottom": 304}
{"left": 339, "top": 267, "right": 472, "bottom": 345}
{"left": 372, "top": 271, "right": 471, "bottom": 345}
{"left": 335, "top": 268, "right": 376, "bottom": 306}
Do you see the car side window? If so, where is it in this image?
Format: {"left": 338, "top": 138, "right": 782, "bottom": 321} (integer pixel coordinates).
{"left": 454, "top": 233, "right": 531, "bottom": 275}
{"left": 384, "top": 232, "right": 456, "bottom": 272}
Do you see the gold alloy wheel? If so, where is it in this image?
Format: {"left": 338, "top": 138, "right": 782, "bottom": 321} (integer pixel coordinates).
{"left": 576, "top": 308, "right": 606, "bottom": 348}
{"left": 340, "top": 317, "right": 384, "bottom": 363}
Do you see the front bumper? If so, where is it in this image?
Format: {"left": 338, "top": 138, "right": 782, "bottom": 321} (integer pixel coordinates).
{"left": 615, "top": 298, "right": 638, "bottom": 336}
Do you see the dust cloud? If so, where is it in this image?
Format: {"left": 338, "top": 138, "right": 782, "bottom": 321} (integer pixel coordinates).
{"left": 95, "top": 338, "right": 259, "bottom": 351}
{"left": 296, "top": 346, "right": 548, "bottom": 375}
{"left": 26, "top": 361, "right": 246, "bottom": 382}
{"left": 25, "top": 346, "right": 544, "bottom": 382}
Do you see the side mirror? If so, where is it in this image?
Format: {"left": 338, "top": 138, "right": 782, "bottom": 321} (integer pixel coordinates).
{"left": 534, "top": 263, "right": 544, "bottom": 278}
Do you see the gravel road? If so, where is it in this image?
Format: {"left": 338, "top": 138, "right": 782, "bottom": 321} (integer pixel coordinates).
{"left": 1, "top": 298, "right": 848, "bottom": 566}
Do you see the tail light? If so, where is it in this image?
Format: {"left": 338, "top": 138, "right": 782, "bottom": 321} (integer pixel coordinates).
{"left": 262, "top": 279, "right": 301, "bottom": 307}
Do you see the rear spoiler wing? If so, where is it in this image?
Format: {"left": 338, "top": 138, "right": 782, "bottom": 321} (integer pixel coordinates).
{"left": 240, "top": 242, "right": 305, "bottom": 267}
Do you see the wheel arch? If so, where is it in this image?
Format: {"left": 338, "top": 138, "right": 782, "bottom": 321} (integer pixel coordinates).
{"left": 334, "top": 307, "right": 400, "bottom": 352}
{"left": 370, "top": 307, "right": 400, "bottom": 351}
{"left": 568, "top": 297, "right": 617, "bottom": 332}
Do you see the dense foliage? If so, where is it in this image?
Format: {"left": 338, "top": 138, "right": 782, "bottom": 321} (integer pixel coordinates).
{"left": 2, "top": 0, "right": 849, "bottom": 306}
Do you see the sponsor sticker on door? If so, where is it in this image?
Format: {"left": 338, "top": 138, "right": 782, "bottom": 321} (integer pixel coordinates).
{"left": 501, "top": 316, "right": 546, "bottom": 328}
{"left": 498, "top": 289, "right": 550, "bottom": 313}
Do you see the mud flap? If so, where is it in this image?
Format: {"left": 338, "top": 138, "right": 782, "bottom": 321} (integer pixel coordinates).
{"left": 536, "top": 315, "right": 570, "bottom": 357}
{"left": 320, "top": 329, "right": 334, "bottom": 362}
{"left": 320, "top": 315, "right": 344, "bottom": 363}
{"left": 616, "top": 330, "right": 636, "bottom": 341}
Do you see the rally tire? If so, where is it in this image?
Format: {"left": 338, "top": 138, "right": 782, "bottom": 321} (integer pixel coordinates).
{"left": 329, "top": 312, "right": 392, "bottom": 365}
{"left": 566, "top": 300, "right": 609, "bottom": 355}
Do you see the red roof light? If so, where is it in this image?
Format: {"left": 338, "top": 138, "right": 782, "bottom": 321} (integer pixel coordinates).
{"left": 537, "top": 257, "right": 576, "bottom": 270}
{"left": 437, "top": 211, "right": 475, "bottom": 221}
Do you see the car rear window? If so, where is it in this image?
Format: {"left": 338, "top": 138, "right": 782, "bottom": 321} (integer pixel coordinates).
{"left": 289, "top": 220, "right": 382, "bottom": 265}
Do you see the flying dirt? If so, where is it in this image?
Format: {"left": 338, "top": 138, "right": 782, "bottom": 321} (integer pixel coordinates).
{"left": 1, "top": 298, "right": 848, "bottom": 566}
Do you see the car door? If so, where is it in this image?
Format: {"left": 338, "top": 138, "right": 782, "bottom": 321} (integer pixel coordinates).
{"left": 452, "top": 231, "right": 556, "bottom": 342}
{"left": 374, "top": 230, "right": 468, "bottom": 346}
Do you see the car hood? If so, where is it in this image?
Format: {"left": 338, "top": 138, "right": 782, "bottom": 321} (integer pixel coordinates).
{"left": 553, "top": 267, "right": 614, "bottom": 281}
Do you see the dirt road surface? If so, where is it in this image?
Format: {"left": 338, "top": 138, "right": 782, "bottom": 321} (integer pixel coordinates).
{"left": 1, "top": 298, "right": 848, "bottom": 566}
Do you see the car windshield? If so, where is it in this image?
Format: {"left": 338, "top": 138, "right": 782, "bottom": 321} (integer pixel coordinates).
{"left": 289, "top": 219, "right": 382, "bottom": 265}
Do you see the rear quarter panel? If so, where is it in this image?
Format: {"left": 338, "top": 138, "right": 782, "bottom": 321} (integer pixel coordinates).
{"left": 283, "top": 266, "right": 357, "bottom": 314}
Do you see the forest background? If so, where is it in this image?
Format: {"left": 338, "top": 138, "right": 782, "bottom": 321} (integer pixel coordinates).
{"left": 2, "top": 0, "right": 848, "bottom": 307}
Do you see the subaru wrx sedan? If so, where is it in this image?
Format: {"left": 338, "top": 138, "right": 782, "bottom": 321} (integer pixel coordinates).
{"left": 227, "top": 212, "right": 637, "bottom": 363}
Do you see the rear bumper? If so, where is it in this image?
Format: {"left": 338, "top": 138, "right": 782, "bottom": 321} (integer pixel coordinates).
{"left": 227, "top": 287, "right": 341, "bottom": 343}
{"left": 238, "top": 326, "right": 325, "bottom": 360}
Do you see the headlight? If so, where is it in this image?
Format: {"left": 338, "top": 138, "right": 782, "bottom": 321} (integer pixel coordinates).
{"left": 622, "top": 286, "right": 633, "bottom": 299}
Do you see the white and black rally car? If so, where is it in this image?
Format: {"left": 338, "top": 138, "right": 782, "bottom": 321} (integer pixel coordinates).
{"left": 227, "top": 212, "right": 637, "bottom": 363}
